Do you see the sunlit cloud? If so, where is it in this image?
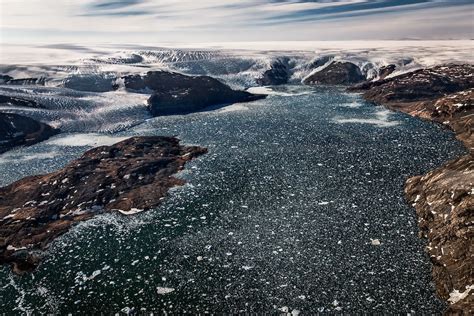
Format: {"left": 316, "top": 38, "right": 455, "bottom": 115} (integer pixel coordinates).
{"left": 0, "top": 0, "right": 472, "bottom": 43}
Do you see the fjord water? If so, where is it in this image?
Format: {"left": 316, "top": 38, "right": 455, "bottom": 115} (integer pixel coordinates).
{"left": 0, "top": 86, "right": 465, "bottom": 314}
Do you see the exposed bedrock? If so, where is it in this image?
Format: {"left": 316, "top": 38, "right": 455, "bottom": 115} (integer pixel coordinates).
{"left": 0, "top": 75, "right": 46, "bottom": 86}
{"left": 377, "top": 64, "right": 396, "bottom": 80}
{"left": 350, "top": 64, "right": 474, "bottom": 150}
{"left": 405, "top": 155, "right": 473, "bottom": 314}
{"left": 303, "top": 61, "right": 366, "bottom": 85}
{"left": 350, "top": 64, "right": 474, "bottom": 313}
{"left": 117, "top": 71, "right": 266, "bottom": 116}
{"left": 0, "top": 112, "right": 59, "bottom": 154}
{"left": 63, "top": 74, "right": 117, "bottom": 92}
{"left": 256, "top": 58, "right": 290, "bottom": 86}
{"left": 0, "top": 136, "right": 207, "bottom": 273}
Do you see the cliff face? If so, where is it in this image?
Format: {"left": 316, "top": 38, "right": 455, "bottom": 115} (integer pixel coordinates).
{"left": 0, "top": 136, "right": 207, "bottom": 274}
{"left": 350, "top": 64, "right": 474, "bottom": 314}
{"left": 405, "top": 156, "right": 473, "bottom": 314}
{"left": 256, "top": 58, "right": 290, "bottom": 86}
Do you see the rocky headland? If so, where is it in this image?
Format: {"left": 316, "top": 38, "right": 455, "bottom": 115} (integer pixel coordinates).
{"left": 0, "top": 112, "right": 59, "bottom": 154}
{"left": 256, "top": 58, "right": 290, "bottom": 86}
{"left": 303, "top": 61, "right": 366, "bottom": 85}
{"left": 0, "top": 136, "right": 206, "bottom": 273}
{"left": 117, "top": 71, "right": 266, "bottom": 116}
{"left": 350, "top": 64, "right": 473, "bottom": 313}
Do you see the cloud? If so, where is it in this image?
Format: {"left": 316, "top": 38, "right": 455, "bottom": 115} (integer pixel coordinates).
{"left": 0, "top": 0, "right": 472, "bottom": 43}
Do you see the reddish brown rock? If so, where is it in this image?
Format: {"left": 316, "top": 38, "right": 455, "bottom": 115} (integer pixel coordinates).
{"left": 405, "top": 156, "right": 473, "bottom": 314}
{"left": 0, "top": 136, "right": 207, "bottom": 273}
{"left": 350, "top": 64, "right": 474, "bottom": 313}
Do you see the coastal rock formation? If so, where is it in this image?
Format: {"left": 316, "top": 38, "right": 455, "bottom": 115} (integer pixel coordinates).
{"left": 350, "top": 64, "right": 474, "bottom": 150}
{"left": 378, "top": 64, "right": 396, "bottom": 80}
{"left": 350, "top": 64, "right": 474, "bottom": 313}
{"left": 0, "top": 136, "right": 207, "bottom": 273}
{"left": 117, "top": 71, "right": 266, "bottom": 116}
{"left": 63, "top": 74, "right": 116, "bottom": 92}
{"left": 351, "top": 64, "right": 473, "bottom": 105}
{"left": 0, "top": 112, "right": 59, "bottom": 154}
{"left": 405, "top": 155, "right": 473, "bottom": 314}
{"left": 256, "top": 59, "right": 290, "bottom": 86}
{"left": 303, "top": 61, "right": 365, "bottom": 85}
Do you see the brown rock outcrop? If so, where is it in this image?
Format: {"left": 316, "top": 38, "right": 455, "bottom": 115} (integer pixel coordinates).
{"left": 303, "top": 61, "right": 365, "bottom": 85}
{"left": 350, "top": 64, "right": 474, "bottom": 313}
{"left": 115, "top": 71, "right": 266, "bottom": 116}
{"left": 0, "top": 136, "right": 207, "bottom": 273}
{"left": 405, "top": 156, "right": 473, "bottom": 314}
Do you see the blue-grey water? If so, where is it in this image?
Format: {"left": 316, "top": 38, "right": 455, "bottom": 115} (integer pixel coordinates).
{"left": 0, "top": 85, "right": 465, "bottom": 314}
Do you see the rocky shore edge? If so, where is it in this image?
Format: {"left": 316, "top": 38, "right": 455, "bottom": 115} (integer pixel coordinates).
{"left": 349, "top": 64, "right": 473, "bottom": 314}
{"left": 0, "top": 136, "right": 207, "bottom": 274}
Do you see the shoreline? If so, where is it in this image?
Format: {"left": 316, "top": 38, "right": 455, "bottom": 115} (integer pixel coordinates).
{"left": 0, "top": 136, "right": 207, "bottom": 274}
{"left": 350, "top": 65, "right": 473, "bottom": 313}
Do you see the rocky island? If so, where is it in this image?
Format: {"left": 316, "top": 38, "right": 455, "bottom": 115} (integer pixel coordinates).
{"left": 0, "top": 136, "right": 207, "bottom": 273}
{"left": 350, "top": 64, "right": 473, "bottom": 313}
{"left": 304, "top": 61, "right": 366, "bottom": 85}
{"left": 117, "top": 70, "right": 266, "bottom": 116}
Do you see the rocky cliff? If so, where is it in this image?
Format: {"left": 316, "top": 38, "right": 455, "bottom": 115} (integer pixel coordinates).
{"left": 256, "top": 58, "right": 290, "bottom": 86}
{"left": 350, "top": 64, "right": 474, "bottom": 314}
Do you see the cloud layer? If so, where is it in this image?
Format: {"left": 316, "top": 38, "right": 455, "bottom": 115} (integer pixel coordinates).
{"left": 0, "top": 0, "right": 473, "bottom": 43}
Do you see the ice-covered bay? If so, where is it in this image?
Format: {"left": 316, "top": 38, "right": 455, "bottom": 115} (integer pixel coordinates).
{"left": 0, "top": 85, "right": 465, "bottom": 314}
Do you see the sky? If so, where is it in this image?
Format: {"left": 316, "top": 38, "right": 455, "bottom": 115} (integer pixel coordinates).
{"left": 0, "top": 0, "right": 473, "bottom": 44}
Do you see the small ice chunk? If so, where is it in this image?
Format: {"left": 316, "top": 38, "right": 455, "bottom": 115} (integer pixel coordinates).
{"left": 156, "top": 287, "right": 175, "bottom": 295}
{"left": 448, "top": 285, "right": 473, "bottom": 304}
{"left": 88, "top": 270, "right": 101, "bottom": 280}
{"left": 279, "top": 306, "right": 289, "bottom": 313}
{"left": 371, "top": 239, "right": 381, "bottom": 246}
{"left": 118, "top": 208, "right": 144, "bottom": 215}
